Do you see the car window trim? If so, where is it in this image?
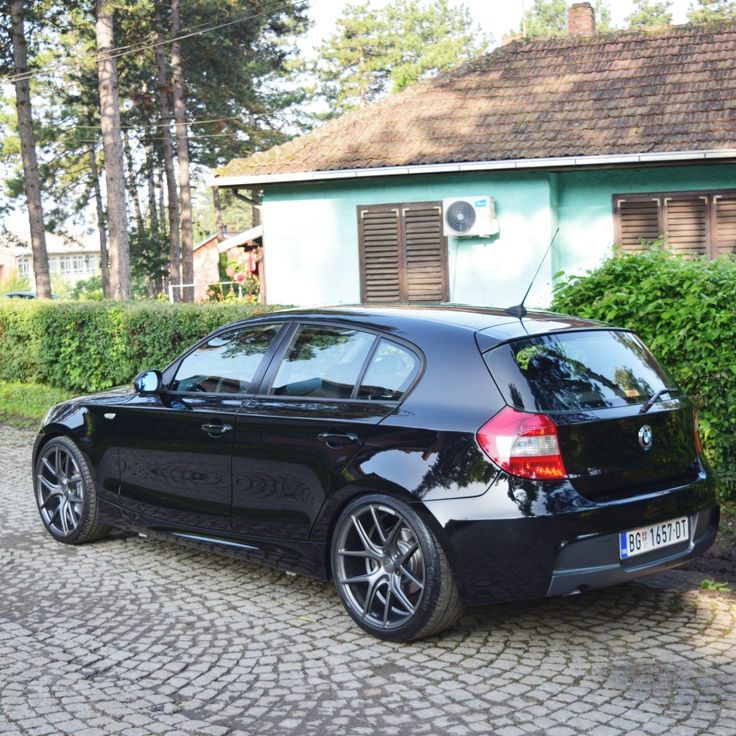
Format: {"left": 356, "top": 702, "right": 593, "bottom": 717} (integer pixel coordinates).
{"left": 256, "top": 321, "right": 377, "bottom": 399}
{"left": 164, "top": 321, "right": 289, "bottom": 398}
{"left": 253, "top": 319, "right": 425, "bottom": 403}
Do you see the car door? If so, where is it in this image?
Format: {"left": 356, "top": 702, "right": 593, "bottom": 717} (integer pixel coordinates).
{"left": 114, "top": 322, "right": 285, "bottom": 530}
{"left": 231, "top": 323, "right": 420, "bottom": 540}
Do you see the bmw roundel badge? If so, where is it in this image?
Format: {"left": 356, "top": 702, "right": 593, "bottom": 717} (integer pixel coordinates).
{"left": 638, "top": 425, "right": 653, "bottom": 451}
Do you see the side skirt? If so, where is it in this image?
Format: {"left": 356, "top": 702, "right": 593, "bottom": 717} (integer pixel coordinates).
{"left": 98, "top": 498, "right": 330, "bottom": 581}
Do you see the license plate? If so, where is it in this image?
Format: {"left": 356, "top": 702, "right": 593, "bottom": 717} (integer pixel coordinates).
{"left": 619, "top": 516, "right": 689, "bottom": 560}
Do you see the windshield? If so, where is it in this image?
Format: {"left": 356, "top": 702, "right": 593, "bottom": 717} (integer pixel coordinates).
{"left": 484, "top": 330, "right": 676, "bottom": 413}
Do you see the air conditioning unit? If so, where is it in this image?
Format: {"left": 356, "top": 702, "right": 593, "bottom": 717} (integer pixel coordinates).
{"left": 442, "top": 196, "right": 499, "bottom": 237}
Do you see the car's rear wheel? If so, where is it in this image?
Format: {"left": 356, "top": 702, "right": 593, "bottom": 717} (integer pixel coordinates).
{"left": 34, "top": 436, "right": 108, "bottom": 544}
{"left": 331, "top": 494, "right": 464, "bottom": 641}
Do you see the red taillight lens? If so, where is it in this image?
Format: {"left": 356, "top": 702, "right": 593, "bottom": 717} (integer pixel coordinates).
{"left": 693, "top": 409, "right": 703, "bottom": 455}
{"left": 477, "top": 406, "right": 567, "bottom": 480}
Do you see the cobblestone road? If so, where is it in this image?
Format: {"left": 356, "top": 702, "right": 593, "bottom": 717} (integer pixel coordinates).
{"left": 1, "top": 425, "right": 735, "bottom": 736}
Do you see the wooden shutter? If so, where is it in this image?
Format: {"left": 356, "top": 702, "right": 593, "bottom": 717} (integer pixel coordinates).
{"left": 714, "top": 195, "right": 736, "bottom": 256}
{"left": 614, "top": 198, "right": 661, "bottom": 252}
{"left": 358, "top": 207, "right": 401, "bottom": 303}
{"left": 664, "top": 196, "right": 708, "bottom": 257}
{"left": 358, "top": 202, "right": 447, "bottom": 303}
{"left": 401, "top": 204, "right": 448, "bottom": 302}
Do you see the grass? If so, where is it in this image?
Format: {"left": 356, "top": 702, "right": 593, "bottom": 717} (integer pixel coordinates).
{"left": 699, "top": 579, "right": 732, "bottom": 593}
{"left": 0, "top": 382, "right": 73, "bottom": 428}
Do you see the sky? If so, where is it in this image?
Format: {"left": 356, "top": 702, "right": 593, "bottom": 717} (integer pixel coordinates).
{"left": 305, "top": 0, "right": 694, "bottom": 51}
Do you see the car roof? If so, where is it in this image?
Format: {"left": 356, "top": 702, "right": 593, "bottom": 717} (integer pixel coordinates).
{"left": 244, "top": 304, "right": 609, "bottom": 349}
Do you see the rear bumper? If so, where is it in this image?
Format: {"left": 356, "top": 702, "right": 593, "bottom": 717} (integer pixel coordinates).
{"left": 546, "top": 506, "right": 718, "bottom": 597}
{"left": 420, "top": 470, "right": 719, "bottom": 607}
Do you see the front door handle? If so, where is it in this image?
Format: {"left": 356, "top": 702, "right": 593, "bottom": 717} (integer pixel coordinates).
{"left": 201, "top": 422, "right": 232, "bottom": 436}
{"left": 318, "top": 432, "right": 359, "bottom": 448}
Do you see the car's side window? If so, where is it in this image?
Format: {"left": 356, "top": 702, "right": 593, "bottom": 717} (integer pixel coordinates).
{"left": 357, "top": 339, "right": 420, "bottom": 401}
{"left": 170, "top": 324, "right": 282, "bottom": 394}
{"left": 270, "top": 325, "right": 375, "bottom": 399}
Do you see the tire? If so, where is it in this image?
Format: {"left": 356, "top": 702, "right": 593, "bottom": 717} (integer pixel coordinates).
{"left": 331, "top": 494, "right": 464, "bottom": 642}
{"left": 34, "top": 436, "right": 109, "bottom": 545}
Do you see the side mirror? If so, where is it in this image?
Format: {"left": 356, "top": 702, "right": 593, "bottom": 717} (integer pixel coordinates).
{"left": 134, "top": 369, "right": 163, "bottom": 394}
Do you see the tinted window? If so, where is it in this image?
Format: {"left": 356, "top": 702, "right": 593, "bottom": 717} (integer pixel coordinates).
{"left": 484, "top": 330, "right": 674, "bottom": 412}
{"left": 357, "top": 340, "right": 419, "bottom": 401}
{"left": 271, "top": 326, "right": 375, "bottom": 398}
{"left": 171, "top": 324, "right": 281, "bottom": 394}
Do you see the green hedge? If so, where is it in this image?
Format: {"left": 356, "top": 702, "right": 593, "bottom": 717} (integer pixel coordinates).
{"left": 0, "top": 301, "right": 280, "bottom": 393}
{"left": 552, "top": 247, "right": 736, "bottom": 499}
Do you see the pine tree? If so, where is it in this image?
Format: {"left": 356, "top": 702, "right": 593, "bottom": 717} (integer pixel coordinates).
{"left": 521, "top": 0, "right": 615, "bottom": 36}
{"left": 95, "top": 0, "right": 131, "bottom": 300}
{"left": 313, "top": 0, "right": 491, "bottom": 115}
{"left": 626, "top": 0, "right": 674, "bottom": 28}
{"left": 687, "top": 0, "right": 736, "bottom": 22}
{"left": 4, "top": 0, "right": 52, "bottom": 298}
{"left": 520, "top": 0, "right": 568, "bottom": 36}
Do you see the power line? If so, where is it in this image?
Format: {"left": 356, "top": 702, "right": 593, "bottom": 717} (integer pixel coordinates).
{"left": 4, "top": 0, "right": 309, "bottom": 85}
{"left": 78, "top": 132, "right": 244, "bottom": 144}
{"left": 68, "top": 115, "right": 244, "bottom": 132}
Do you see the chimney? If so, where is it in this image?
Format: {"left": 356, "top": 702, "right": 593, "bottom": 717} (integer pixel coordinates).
{"left": 568, "top": 2, "right": 595, "bottom": 36}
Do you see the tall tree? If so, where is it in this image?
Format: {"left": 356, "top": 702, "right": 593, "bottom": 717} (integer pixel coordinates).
{"left": 95, "top": 0, "right": 131, "bottom": 300}
{"left": 313, "top": 0, "right": 491, "bottom": 115}
{"left": 6, "top": 0, "right": 52, "bottom": 298}
{"left": 593, "top": 0, "right": 614, "bottom": 30}
{"left": 87, "top": 142, "right": 111, "bottom": 295}
{"left": 154, "top": 2, "right": 180, "bottom": 294}
{"left": 520, "top": 0, "right": 568, "bottom": 36}
{"left": 521, "top": 0, "right": 614, "bottom": 36}
{"left": 170, "top": 0, "right": 193, "bottom": 302}
{"left": 626, "top": 0, "right": 673, "bottom": 27}
{"left": 687, "top": 0, "right": 736, "bottom": 21}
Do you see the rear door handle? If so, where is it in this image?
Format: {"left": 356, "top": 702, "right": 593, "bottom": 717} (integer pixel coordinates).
{"left": 318, "top": 432, "right": 359, "bottom": 448}
{"left": 201, "top": 422, "right": 232, "bottom": 436}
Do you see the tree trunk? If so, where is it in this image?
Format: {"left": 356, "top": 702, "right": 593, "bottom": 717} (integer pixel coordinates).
{"left": 123, "top": 129, "right": 145, "bottom": 237}
{"left": 96, "top": 0, "right": 131, "bottom": 300}
{"left": 158, "top": 166, "right": 167, "bottom": 243}
{"left": 9, "top": 0, "right": 51, "bottom": 299}
{"left": 212, "top": 186, "right": 224, "bottom": 240}
{"left": 155, "top": 5, "right": 180, "bottom": 298}
{"left": 170, "top": 0, "right": 194, "bottom": 302}
{"left": 88, "top": 143, "right": 111, "bottom": 297}
{"left": 145, "top": 134, "right": 160, "bottom": 242}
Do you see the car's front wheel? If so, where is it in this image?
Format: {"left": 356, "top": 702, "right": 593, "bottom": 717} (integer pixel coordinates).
{"left": 331, "top": 494, "right": 464, "bottom": 641}
{"left": 34, "top": 436, "right": 108, "bottom": 544}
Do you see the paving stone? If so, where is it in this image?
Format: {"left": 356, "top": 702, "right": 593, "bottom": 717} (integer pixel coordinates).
{"left": 0, "top": 424, "right": 735, "bottom": 735}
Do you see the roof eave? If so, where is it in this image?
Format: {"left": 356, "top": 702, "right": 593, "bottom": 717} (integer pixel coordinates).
{"left": 209, "top": 148, "right": 736, "bottom": 188}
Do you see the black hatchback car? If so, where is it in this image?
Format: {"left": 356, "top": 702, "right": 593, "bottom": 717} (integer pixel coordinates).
{"left": 33, "top": 306, "right": 719, "bottom": 641}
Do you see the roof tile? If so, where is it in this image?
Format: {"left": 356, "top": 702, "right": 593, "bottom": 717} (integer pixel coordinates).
{"left": 217, "top": 22, "right": 736, "bottom": 178}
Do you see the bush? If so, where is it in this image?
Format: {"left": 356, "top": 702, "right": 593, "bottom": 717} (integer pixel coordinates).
{"left": 552, "top": 246, "right": 736, "bottom": 499}
{"left": 0, "top": 300, "right": 280, "bottom": 393}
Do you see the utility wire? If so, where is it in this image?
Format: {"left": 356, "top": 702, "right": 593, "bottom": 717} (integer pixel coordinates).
{"left": 65, "top": 115, "right": 244, "bottom": 132}
{"left": 4, "top": 0, "right": 309, "bottom": 84}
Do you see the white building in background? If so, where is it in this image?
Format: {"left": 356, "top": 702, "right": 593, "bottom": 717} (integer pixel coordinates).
{"left": 0, "top": 229, "right": 101, "bottom": 289}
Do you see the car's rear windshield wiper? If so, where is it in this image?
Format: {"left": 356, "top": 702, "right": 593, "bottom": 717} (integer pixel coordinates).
{"left": 639, "top": 387, "right": 680, "bottom": 414}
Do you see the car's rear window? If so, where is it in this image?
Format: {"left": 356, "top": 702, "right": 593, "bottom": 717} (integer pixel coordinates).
{"left": 483, "top": 330, "right": 675, "bottom": 412}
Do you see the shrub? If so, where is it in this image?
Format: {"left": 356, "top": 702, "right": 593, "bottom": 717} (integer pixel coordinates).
{"left": 0, "top": 300, "right": 280, "bottom": 393}
{"left": 552, "top": 246, "right": 736, "bottom": 499}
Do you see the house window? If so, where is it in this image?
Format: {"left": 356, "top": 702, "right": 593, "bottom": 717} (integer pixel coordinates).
{"left": 613, "top": 190, "right": 736, "bottom": 258}
{"left": 17, "top": 258, "right": 30, "bottom": 276}
{"left": 357, "top": 202, "right": 449, "bottom": 303}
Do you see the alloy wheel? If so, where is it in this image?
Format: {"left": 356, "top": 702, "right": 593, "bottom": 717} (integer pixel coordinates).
{"left": 36, "top": 444, "right": 85, "bottom": 537}
{"left": 334, "top": 503, "right": 426, "bottom": 631}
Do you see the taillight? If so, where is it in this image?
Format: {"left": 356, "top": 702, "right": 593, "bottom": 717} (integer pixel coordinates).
{"left": 477, "top": 406, "right": 567, "bottom": 480}
{"left": 693, "top": 409, "right": 703, "bottom": 455}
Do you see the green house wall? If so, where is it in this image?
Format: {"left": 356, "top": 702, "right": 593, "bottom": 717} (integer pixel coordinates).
{"left": 260, "top": 163, "right": 735, "bottom": 307}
